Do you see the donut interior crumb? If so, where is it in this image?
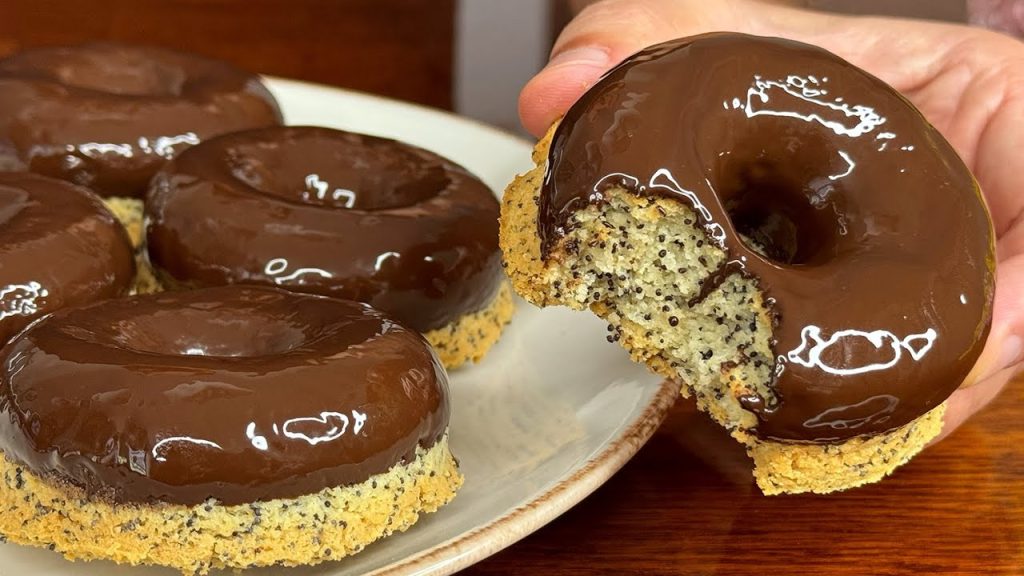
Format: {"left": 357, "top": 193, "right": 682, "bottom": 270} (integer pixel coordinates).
{"left": 102, "top": 196, "right": 144, "bottom": 247}
{"left": 503, "top": 148, "right": 775, "bottom": 436}
{"left": 545, "top": 189, "right": 778, "bottom": 435}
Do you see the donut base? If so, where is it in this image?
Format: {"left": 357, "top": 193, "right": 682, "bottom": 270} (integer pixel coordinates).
{"left": 106, "top": 196, "right": 514, "bottom": 369}
{"left": 0, "top": 435, "right": 460, "bottom": 575}
{"left": 749, "top": 404, "right": 944, "bottom": 494}
{"left": 499, "top": 126, "right": 946, "bottom": 494}
{"left": 423, "top": 282, "right": 514, "bottom": 369}
{"left": 103, "top": 197, "right": 160, "bottom": 295}
{"left": 103, "top": 197, "right": 144, "bottom": 247}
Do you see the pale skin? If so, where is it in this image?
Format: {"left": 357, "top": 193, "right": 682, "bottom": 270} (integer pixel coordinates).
{"left": 520, "top": 0, "right": 1024, "bottom": 440}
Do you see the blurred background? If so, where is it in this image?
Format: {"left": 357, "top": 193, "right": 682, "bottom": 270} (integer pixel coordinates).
{"left": 0, "top": 0, "right": 1018, "bottom": 135}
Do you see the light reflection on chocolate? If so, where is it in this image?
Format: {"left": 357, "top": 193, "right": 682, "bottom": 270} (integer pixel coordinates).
{"left": 0, "top": 286, "right": 449, "bottom": 505}
{"left": 787, "top": 326, "right": 937, "bottom": 376}
{"left": 0, "top": 173, "right": 134, "bottom": 344}
{"left": 0, "top": 282, "right": 48, "bottom": 322}
{"left": 540, "top": 33, "right": 995, "bottom": 441}
{"left": 145, "top": 126, "right": 504, "bottom": 333}
{"left": 0, "top": 42, "right": 282, "bottom": 198}
{"left": 802, "top": 395, "right": 899, "bottom": 431}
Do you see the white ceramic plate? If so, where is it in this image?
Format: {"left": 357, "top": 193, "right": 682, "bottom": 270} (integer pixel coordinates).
{"left": 0, "top": 78, "right": 677, "bottom": 576}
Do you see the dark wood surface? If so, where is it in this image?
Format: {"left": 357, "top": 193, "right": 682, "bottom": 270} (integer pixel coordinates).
{"left": 464, "top": 379, "right": 1024, "bottom": 575}
{"left": 0, "top": 0, "right": 455, "bottom": 109}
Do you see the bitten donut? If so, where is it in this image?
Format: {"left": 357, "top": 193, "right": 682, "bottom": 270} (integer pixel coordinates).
{"left": 500, "top": 33, "right": 995, "bottom": 494}
{"left": 0, "top": 285, "right": 461, "bottom": 574}
{"left": 144, "top": 125, "right": 513, "bottom": 368}
{"left": 0, "top": 41, "right": 282, "bottom": 241}
{"left": 0, "top": 172, "right": 134, "bottom": 344}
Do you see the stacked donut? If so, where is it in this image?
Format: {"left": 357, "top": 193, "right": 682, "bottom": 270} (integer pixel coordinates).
{"left": 0, "top": 43, "right": 511, "bottom": 574}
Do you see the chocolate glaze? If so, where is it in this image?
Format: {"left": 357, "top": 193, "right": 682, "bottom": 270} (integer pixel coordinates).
{"left": 539, "top": 33, "right": 995, "bottom": 442}
{"left": 0, "top": 172, "right": 134, "bottom": 344}
{"left": 146, "top": 126, "right": 503, "bottom": 333}
{"left": 0, "top": 286, "right": 450, "bottom": 505}
{"left": 0, "top": 42, "right": 282, "bottom": 198}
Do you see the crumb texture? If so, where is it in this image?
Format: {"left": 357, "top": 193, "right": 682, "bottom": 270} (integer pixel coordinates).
{"left": 500, "top": 126, "right": 945, "bottom": 494}
{"left": 103, "top": 197, "right": 144, "bottom": 248}
{"left": 0, "top": 436, "right": 461, "bottom": 575}
{"left": 498, "top": 128, "right": 558, "bottom": 308}
{"left": 424, "top": 282, "right": 515, "bottom": 369}
{"left": 102, "top": 196, "right": 160, "bottom": 294}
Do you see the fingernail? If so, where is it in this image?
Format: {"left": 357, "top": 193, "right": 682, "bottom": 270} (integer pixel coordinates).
{"left": 999, "top": 334, "right": 1023, "bottom": 371}
{"left": 547, "top": 45, "right": 610, "bottom": 69}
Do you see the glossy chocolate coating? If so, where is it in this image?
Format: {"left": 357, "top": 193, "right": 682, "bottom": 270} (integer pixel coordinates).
{"left": 0, "top": 172, "right": 134, "bottom": 344}
{"left": 540, "top": 33, "right": 995, "bottom": 442}
{"left": 146, "top": 126, "right": 503, "bottom": 333}
{"left": 0, "top": 42, "right": 282, "bottom": 198}
{"left": 0, "top": 286, "right": 450, "bottom": 505}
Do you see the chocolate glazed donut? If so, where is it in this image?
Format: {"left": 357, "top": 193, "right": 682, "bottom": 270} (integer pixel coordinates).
{"left": 145, "top": 126, "right": 504, "bottom": 334}
{"left": 540, "top": 33, "right": 995, "bottom": 441}
{"left": 0, "top": 172, "right": 134, "bottom": 344}
{"left": 0, "top": 286, "right": 449, "bottom": 505}
{"left": 0, "top": 43, "right": 282, "bottom": 198}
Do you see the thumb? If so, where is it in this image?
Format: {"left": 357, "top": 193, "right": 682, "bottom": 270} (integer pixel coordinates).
{"left": 519, "top": 0, "right": 731, "bottom": 137}
{"left": 930, "top": 248, "right": 1024, "bottom": 442}
{"left": 518, "top": 0, "right": 810, "bottom": 137}
{"left": 956, "top": 250, "right": 1024, "bottom": 394}
{"left": 518, "top": 43, "right": 613, "bottom": 137}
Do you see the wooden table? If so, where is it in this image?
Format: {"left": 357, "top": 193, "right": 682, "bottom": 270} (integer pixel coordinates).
{"left": 464, "top": 380, "right": 1024, "bottom": 575}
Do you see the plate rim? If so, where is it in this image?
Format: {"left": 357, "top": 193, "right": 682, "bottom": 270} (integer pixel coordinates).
{"left": 263, "top": 76, "right": 536, "bottom": 155}
{"left": 370, "top": 379, "right": 677, "bottom": 576}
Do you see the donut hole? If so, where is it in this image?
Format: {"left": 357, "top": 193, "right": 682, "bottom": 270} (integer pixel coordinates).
{"left": 229, "top": 131, "right": 449, "bottom": 211}
{"left": 40, "top": 47, "right": 186, "bottom": 97}
{"left": 722, "top": 166, "right": 839, "bottom": 265}
{"left": 109, "top": 308, "right": 308, "bottom": 358}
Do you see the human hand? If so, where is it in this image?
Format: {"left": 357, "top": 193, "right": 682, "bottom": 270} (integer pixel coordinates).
{"left": 520, "top": 0, "right": 1024, "bottom": 440}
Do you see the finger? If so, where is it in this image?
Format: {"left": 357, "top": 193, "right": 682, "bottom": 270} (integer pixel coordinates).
{"left": 964, "top": 252, "right": 1024, "bottom": 389}
{"left": 518, "top": 45, "right": 612, "bottom": 137}
{"left": 934, "top": 362, "right": 1018, "bottom": 443}
{"left": 969, "top": 78, "right": 1024, "bottom": 236}
{"left": 938, "top": 180, "right": 1024, "bottom": 440}
{"left": 520, "top": 0, "right": 748, "bottom": 136}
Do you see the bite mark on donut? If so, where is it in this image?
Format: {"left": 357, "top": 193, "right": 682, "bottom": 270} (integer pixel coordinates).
{"left": 499, "top": 127, "right": 949, "bottom": 494}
